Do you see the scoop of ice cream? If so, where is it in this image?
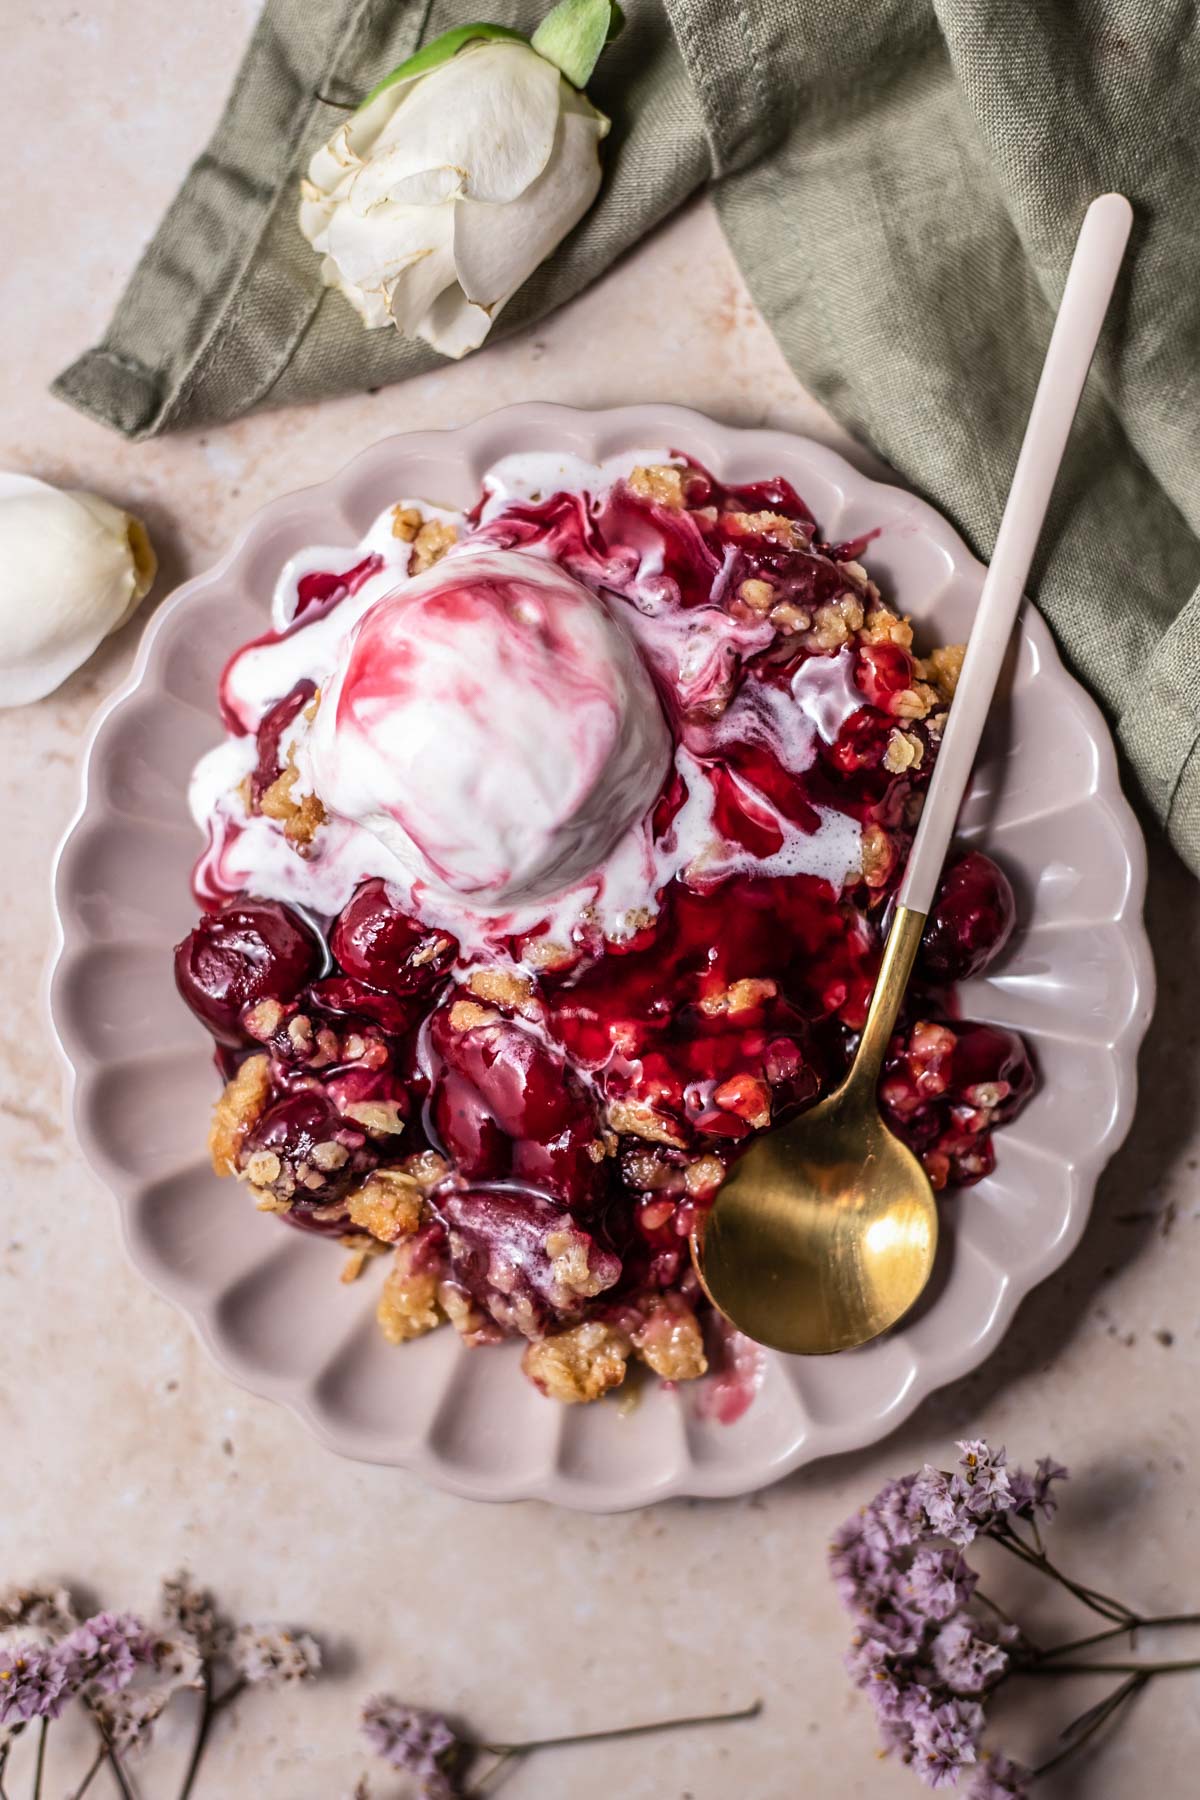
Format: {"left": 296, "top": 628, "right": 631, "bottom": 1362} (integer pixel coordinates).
{"left": 302, "top": 549, "right": 671, "bottom": 908}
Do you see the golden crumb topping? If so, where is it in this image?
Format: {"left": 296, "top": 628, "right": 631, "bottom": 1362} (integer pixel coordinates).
{"left": 631, "top": 1295, "right": 708, "bottom": 1382}
{"left": 345, "top": 1168, "right": 424, "bottom": 1243}
{"left": 628, "top": 463, "right": 690, "bottom": 509}
{"left": 258, "top": 753, "right": 325, "bottom": 849}
{"left": 466, "top": 967, "right": 539, "bottom": 1014}
{"left": 606, "top": 1098, "right": 688, "bottom": 1148}
{"left": 917, "top": 643, "right": 966, "bottom": 702}
{"left": 376, "top": 1240, "right": 442, "bottom": 1344}
{"left": 521, "top": 1321, "right": 631, "bottom": 1404}
{"left": 208, "top": 1055, "right": 271, "bottom": 1178}
{"left": 448, "top": 999, "right": 498, "bottom": 1032}
{"left": 410, "top": 517, "right": 458, "bottom": 573}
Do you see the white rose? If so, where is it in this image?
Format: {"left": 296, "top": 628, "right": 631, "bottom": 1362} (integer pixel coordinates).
{"left": 299, "top": 38, "right": 609, "bottom": 358}
{"left": 0, "top": 475, "right": 156, "bottom": 707}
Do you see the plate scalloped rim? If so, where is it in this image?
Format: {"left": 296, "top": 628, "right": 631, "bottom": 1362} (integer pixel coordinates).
{"left": 46, "top": 403, "right": 1155, "bottom": 1511}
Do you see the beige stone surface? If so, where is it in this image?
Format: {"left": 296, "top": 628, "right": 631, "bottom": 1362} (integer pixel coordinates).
{"left": 4, "top": 5, "right": 1200, "bottom": 1796}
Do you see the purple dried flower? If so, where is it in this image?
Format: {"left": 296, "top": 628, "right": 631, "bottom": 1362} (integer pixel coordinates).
{"left": 958, "top": 1441, "right": 1012, "bottom": 1505}
{"left": 829, "top": 1514, "right": 893, "bottom": 1611}
{"left": 909, "top": 1696, "right": 985, "bottom": 1788}
{"left": 906, "top": 1548, "right": 978, "bottom": 1623}
{"left": 869, "top": 1610, "right": 925, "bottom": 1659}
{"left": 863, "top": 1476, "right": 927, "bottom": 1552}
{"left": 360, "top": 1696, "right": 463, "bottom": 1798}
{"left": 1005, "top": 1467, "right": 1036, "bottom": 1515}
{"left": 912, "top": 1443, "right": 1019, "bottom": 1545}
{"left": 0, "top": 1641, "right": 70, "bottom": 1725}
{"left": 968, "top": 1751, "right": 1032, "bottom": 1798}
{"left": 931, "top": 1620, "right": 1009, "bottom": 1694}
{"left": 877, "top": 1712, "right": 919, "bottom": 1763}
{"left": 846, "top": 1640, "right": 914, "bottom": 1726}
{"left": 1006, "top": 1454, "right": 1070, "bottom": 1526}
{"left": 913, "top": 1466, "right": 979, "bottom": 1547}
{"left": 55, "top": 1611, "right": 152, "bottom": 1694}
{"left": 1032, "top": 1456, "right": 1069, "bottom": 1518}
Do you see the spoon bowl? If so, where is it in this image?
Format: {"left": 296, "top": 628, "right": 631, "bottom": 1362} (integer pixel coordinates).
{"left": 693, "top": 1084, "right": 937, "bottom": 1356}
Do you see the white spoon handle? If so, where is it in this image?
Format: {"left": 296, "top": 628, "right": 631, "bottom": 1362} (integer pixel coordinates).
{"left": 897, "top": 192, "right": 1133, "bottom": 916}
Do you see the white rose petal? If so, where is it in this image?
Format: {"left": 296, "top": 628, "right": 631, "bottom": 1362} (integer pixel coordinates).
{"left": 299, "top": 37, "right": 609, "bottom": 359}
{"left": 0, "top": 474, "right": 156, "bottom": 708}
{"left": 348, "top": 42, "right": 562, "bottom": 211}
{"left": 321, "top": 197, "right": 451, "bottom": 295}
{"left": 451, "top": 96, "right": 606, "bottom": 309}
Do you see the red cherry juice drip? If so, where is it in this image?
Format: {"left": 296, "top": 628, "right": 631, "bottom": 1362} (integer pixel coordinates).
{"left": 218, "top": 553, "right": 383, "bottom": 731}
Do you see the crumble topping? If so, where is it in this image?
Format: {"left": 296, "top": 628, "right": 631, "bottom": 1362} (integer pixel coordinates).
{"left": 884, "top": 728, "right": 926, "bottom": 773}
{"left": 697, "top": 977, "right": 777, "bottom": 1017}
{"left": 738, "top": 577, "right": 775, "bottom": 613}
{"left": 605, "top": 1098, "right": 689, "bottom": 1148}
{"left": 631, "top": 1294, "right": 708, "bottom": 1382}
{"left": 341, "top": 1099, "right": 406, "bottom": 1136}
{"left": 727, "top": 509, "right": 806, "bottom": 549}
{"left": 410, "top": 517, "right": 458, "bottom": 573}
{"left": 521, "top": 1320, "right": 631, "bottom": 1403}
{"left": 860, "top": 821, "right": 896, "bottom": 889}
{"left": 917, "top": 642, "right": 966, "bottom": 702}
{"left": 810, "top": 593, "right": 865, "bottom": 650}
{"left": 258, "top": 752, "right": 326, "bottom": 849}
{"left": 345, "top": 1168, "right": 424, "bottom": 1242}
{"left": 712, "top": 1074, "right": 772, "bottom": 1131}
{"left": 465, "top": 967, "right": 540, "bottom": 1015}
{"left": 545, "top": 1227, "right": 613, "bottom": 1301}
{"left": 376, "top": 1238, "right": 442, "bottom": 1343}
{"left": 628, "top": 463, "right": 690, "bottom": 508}
{"left": 861, "top": 604, "right": 914, "bottom": 648}
{"left": 208, "top": 1055, "right": 271, "bottom": 1177}
{"left": 448, "top": 999, "right": 497, "bottom": 1033}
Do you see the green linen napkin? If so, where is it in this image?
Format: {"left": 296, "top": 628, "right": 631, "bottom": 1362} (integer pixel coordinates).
{"left": 53, "top": 0, "right": 1200, "bottom": 874}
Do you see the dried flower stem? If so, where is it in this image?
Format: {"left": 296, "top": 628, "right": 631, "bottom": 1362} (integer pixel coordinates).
{"left": 1032, "top": 1672, "right": 1149, "bottom": 1778}
{"left": 70, "top": 1744, "right": 108, "bottom": 1800}
{"left": 86, "top": 1708, "right": 133, "bottom": 1800}
{"left": 992, "top": 1524, "right": 1134, "bottom": 1623}
{"left": 177, "top": 1669, "right": 248, "bottom": 1800}
{"left": 32, "top": 1719, "right": 48, "bottom": 1800}
{"left": 1025, "top": 1656, "right": 1200, "bottom": 1678}
{"left": 177, "top": 1664, "right": 213, "bottom": 1800}
{"left": 1041, "top": 1611, "right": 1200, "bottom": 1660}
{"left": 481, "top": 1697, "right": 762, "bottom": 1758}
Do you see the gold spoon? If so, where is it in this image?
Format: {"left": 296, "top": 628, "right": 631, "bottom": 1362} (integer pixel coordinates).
{"left": 692, "top": 193, "right": 1134, "bottom": 1357}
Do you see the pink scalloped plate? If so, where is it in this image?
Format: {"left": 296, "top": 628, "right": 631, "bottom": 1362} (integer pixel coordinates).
{"left": 48, "top": 404, "right": 1153, "bottom": 1510}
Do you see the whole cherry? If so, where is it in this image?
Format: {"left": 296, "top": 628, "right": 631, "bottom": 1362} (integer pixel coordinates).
{"left": 331, "top": 879, "right": 458, "bottom": 996}
{"left": 919, "top": 850, "right": 1016, "bottom": 983}
{"left": 174, "top": 898, "right": 321, "bottom": 1046}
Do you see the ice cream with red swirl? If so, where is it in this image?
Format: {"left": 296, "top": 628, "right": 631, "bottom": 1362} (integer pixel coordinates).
{"left": 302, "top": 549, "right": 671, "bottom": 906}
{"left": 177, "top": 452, "right": 1032, "bottom": 1408}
